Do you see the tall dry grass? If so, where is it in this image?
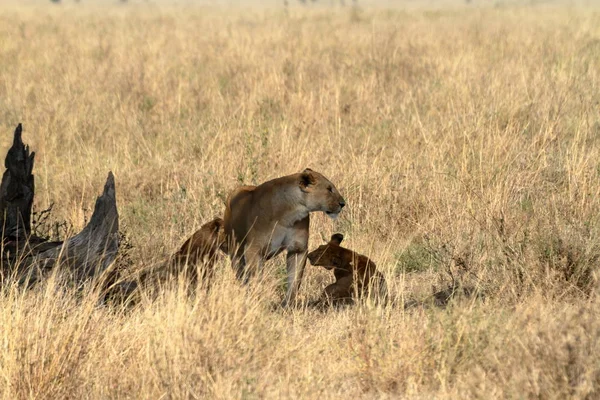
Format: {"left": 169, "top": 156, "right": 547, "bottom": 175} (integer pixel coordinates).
{"left": 1, "top": 1, "right": 600, "bottom": 398}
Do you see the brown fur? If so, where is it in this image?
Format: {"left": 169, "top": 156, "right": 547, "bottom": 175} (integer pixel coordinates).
{"left": 170, "top": 217, "right": 227, "bottom": 287}
{"left": 307, "top": 233, "right": 387, "bottom": 306}
{"left": 223, "top": 168, "right": 346, "bottom": 307}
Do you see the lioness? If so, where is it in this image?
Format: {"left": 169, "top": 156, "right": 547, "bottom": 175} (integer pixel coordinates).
{"left": 307, "top": 233, "right": 387, "bottom": 306}
{"left": 106, "top": 218, "right": 226, "bottom": 304}
{"left": 223, "top": 168, "right": 345, "bottom": 307}
{"left": 171, "top": 217, "right": 227, "bottom": 287}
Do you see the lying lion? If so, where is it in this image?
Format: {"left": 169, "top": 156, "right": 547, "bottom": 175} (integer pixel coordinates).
{"left": 170, "top": 217, "right": 227, "bottom": 287}
{"left": 224, "top": 168, "right": 346, "bottom": 307}
{"left": 307, "top": 233, "right": 387, "bottom": 306}
{"left": 103, "top": 218, "right": 226, "bottom": 304}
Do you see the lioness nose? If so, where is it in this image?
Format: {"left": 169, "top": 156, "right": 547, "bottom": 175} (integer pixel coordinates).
{"left": 339, "top": 200, "right": 346, "bottom": 208}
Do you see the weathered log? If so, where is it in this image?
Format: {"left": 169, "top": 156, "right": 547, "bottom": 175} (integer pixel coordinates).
{"left": 0, "top": 124, "right": 119, "bottom": 286}
{"left": 33, "top": 172, "right": 119, "bottom": 284}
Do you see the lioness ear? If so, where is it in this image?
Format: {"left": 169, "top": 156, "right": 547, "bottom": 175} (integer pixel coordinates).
{"left": 213, "top": 217, "right": 224, "bottom": 231}
{"left": 299, "top": 169, "right": 316, "bottom": 191}
{"left": 330, "top": 233, "right": 344, "bottom": 245}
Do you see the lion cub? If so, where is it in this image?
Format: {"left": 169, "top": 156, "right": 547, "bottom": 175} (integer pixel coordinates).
{"left": 170, "top": 217, "right": 227, "bottom": 287}
{"left": 307, "top": 233, "right": 387, "bottom": 306}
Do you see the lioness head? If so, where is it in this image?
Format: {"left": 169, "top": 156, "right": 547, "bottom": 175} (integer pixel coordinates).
{"left": 307, "top": 233, "right": 349, "bottom": 271}
{"left": 177, "top": 217, "right": 227, "bottom": 258}
{"left": 197, "top": 217, "right": 226, "bottom": 252}
{"left": 299, "top": 168, "right": 345, "bottom": 219}
{"left": 209, "top": 217, "right": 229, "bottom": 253}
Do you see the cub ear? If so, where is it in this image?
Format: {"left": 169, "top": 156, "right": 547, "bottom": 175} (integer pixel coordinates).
{"left": 330, "top": 233, "right": 344, "bottom": 245}
{"left": 299, "top": 169, "right": 316, "bottom": 191}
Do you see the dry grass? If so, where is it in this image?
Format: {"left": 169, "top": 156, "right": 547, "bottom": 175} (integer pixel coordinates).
{"left": 1, "top": 1, "right": 600, "bottom": 398}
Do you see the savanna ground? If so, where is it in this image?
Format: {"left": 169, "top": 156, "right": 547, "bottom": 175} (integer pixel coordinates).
{"left": 1, "top": 0, "right": 600, "bottom": 398}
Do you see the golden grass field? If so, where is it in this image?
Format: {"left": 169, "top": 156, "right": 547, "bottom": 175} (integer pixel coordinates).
{"left": 1, "top": 0, "right": 600, "bottom": 398}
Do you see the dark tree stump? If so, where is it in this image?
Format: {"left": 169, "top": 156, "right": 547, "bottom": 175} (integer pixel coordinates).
{"left": 0, "top": 123, "right": 35, "bottom": 245}
{"left": 0, "top": 124, "right": 119, "bottom": 287}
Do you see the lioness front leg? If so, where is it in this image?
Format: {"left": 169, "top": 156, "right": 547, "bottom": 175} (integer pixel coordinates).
{"left": 238, "top": 246, "right": 264, "bottom": 284}
{"left": 282, "top": 249, "right": 308, "bottom": 308}
{"left": 230, "top": 251, "right": 258, "bottom": 285}
{"left": 232, "top": 254, "right": 249, "bottom": 283}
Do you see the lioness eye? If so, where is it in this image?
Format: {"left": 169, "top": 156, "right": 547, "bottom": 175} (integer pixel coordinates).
{"left": 328, "top": 186, "right": 333, "bottom": 192}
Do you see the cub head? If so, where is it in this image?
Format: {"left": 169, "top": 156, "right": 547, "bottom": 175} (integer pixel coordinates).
{"left": 307, "top": 233, "right": 349, "bottom": 271}
{"left": 298, "top": 168, "right": 346, "bottom": 219}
